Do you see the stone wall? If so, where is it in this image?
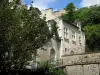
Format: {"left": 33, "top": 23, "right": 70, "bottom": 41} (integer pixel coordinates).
{"left": 62, "top": 53, "right": 100, "bottom": 65}
{"left": 60, "top": 53, "right": 100, "bottom": 75}
{"left": 41, "top": 8, "right": 67, "bottom": 21}
{"left": 66, "top": 64, "right": 100, "bottom": 75}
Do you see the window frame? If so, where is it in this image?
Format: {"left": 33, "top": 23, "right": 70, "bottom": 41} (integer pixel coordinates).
{"left": 79, "top": 36, "right": 82, "bottom": 46}
{"left": 72, "top": 31, "right": 76, "bottom": 41}
{"left": 64, "top": 27, "right": 69, "bottom": 39}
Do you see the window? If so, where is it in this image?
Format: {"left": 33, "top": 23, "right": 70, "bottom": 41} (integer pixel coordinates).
{"left": 65, "top": 48, "right": 67, "bottom": 53}
{"left": 79, "top": 36, "right": 82, "bottom": 46}
{"left": 50, "top": 49, "right": 55, "bottom": 63}
{"left": 72, "top": 31, "right": 76, "bottom": 41}
{"left": 64, "top": 28, "right": 68, "bottom": 39}
{"left": 63, "top": 48, "right": 68, "bottom": 54}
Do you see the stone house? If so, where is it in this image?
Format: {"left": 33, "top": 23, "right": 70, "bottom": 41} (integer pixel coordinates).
{"left": 36, "top": 8, "right": 85, "bottom": 64}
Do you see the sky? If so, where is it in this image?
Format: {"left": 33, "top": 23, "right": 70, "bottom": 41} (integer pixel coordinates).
{"left": 24, "top": 0, "right": 100, "bottom": 10}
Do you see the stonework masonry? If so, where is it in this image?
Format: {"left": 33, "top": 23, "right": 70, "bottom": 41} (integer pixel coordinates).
{"left": 66, "top": 64, "right": 100, "bottom": 75}
{"left": 41, "top": 8, "right": 67, "bottom": 21}
{"left": 63, "top": 53, "right": 100, "bottom": 75}
{"left": 62, "top": 53, "right": 100, "bottom": 66}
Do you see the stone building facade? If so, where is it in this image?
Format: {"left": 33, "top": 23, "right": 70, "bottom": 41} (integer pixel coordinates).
{"left": 36, "top": 8, "right": 85, "bottom": 64}
{"left": 37, "top": 9, "right": 100, "bottom": 75}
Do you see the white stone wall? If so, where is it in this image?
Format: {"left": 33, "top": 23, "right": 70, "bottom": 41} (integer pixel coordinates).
{"left": 61, "top": 21, "right": 85, "bottom": 56}
{"left": 66, "top": 64, "right": 100, "bottom": 75}
{"left": 66, "top": 65, "right": 84, "bottom": 75}
{"left": 62, "top": 53, "right": 100, "bottom": 66}
{"left": 62, "top": 53, "right": 100, "bottom": 75}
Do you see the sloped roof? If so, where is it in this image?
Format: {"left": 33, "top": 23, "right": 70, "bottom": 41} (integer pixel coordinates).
{"left": 62, "top": 19, "right": 79, "bottom": 29}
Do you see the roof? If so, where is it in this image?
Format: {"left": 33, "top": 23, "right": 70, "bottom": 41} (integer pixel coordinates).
{"left": 47, "top": 18, "right": 79, "bottom": 29}
{"left": 62, "top": 19, "right": 79, "bottom": 29}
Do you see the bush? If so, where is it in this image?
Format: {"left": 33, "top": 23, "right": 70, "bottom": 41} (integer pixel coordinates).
{"left": 0, "top": 61, "right": 67, "bottom": 75}
{"left": 34, "top": 61, "right": 66, "bottom": 75}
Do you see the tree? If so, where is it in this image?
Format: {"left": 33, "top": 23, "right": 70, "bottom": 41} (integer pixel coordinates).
{"left": 88, "top": 5, "right": 100, "bottom": 24}
{"left": 0, "top": 0, "right": 52, "bottom": 71}
{"left": 74, "top": 5, "right": 100, "bottom": 26}
{"left": 74, "top": 7, "right": 90, "bottom": 26}
{"left": 61, "top": 3, "right": 76, "bottom": 23}
{"left": 83, "top": 24, "right": 100, "bottom": 52}
{"left": 65, "top": 3, "right": 76, "bottom": 13}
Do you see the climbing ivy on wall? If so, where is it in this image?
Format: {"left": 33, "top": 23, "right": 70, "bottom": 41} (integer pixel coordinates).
{"left": 48, "top": 20, "right": 60, "bottom": 41}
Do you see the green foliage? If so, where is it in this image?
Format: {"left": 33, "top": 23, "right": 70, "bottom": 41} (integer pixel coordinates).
{"left": 75, "top": 5, "right": 100, "bottom": 26}
{"left": 74, "top": 7, "right": 90, "bottom": 26}
{"left": 61, "top": 3, "right": 76, "bottom": 23}
{"left": 65, "top": 3, "right": 76, "bottom": 13}
{"left": 35, "top": 61, "right": 66, "bottom": 75}
{"left": 83, "top": 24, "right": 100, "bottom": 52}
{"left": 88, "top": 5, "right": 100, "bottom": 24}
{"left": 0, "top": 0, "right": 52, "bottom": 71}
{"left": 48, "top": 20, "right": 60, "bottom": 41}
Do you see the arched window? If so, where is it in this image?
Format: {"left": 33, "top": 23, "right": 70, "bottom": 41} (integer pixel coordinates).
{"left": 50, "top": 48, "right": 55, "bottom": 63}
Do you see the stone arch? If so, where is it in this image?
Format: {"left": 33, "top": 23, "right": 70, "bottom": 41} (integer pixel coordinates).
{"left": 50, "top": 48, "right": 55, "bottom": 63}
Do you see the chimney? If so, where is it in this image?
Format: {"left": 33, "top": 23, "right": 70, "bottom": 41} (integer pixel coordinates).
{"left": 77, "top": 21, "right": 81, "bottom": 31}
{"left": 74, "top": 20, "right": 82, "bottom": 31}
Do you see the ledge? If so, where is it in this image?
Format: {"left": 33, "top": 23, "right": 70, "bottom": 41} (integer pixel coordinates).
{"left": 61, "top": 53, "right": 100, "bottom": 66}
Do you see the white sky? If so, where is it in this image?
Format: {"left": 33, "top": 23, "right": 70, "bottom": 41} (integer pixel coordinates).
{"left": 81, "top": 0, "right": 100, "bottom": 7}
{"left": 32, "top": 0, "right": 56, "bottom": 10}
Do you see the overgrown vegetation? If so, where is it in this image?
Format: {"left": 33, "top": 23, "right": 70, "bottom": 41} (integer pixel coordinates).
{"left": 0, "top": 61, "right": 66, "bottom": 75}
